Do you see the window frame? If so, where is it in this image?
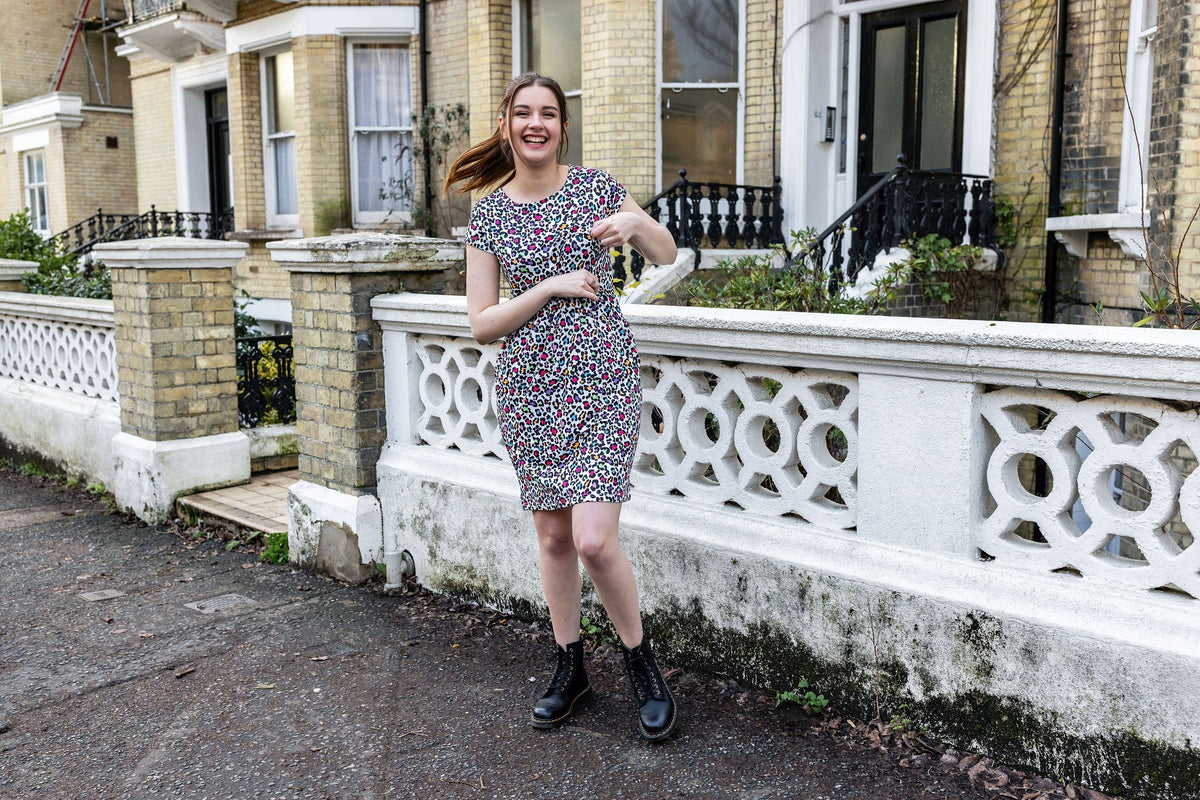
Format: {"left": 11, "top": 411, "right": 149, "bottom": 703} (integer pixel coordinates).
{"left": 512, "top": 0, "right": 583, "bottom": 167}
{"left": 23, "top": 150, "right": 50, "bottom": 236}
{"left": 656, "top": 0, "right": 746, "bottom": 190}
{"left": 260, "top": 47, "right": 299, "bottom": 228}
{"left": 347, "top": 39, "right": 415, "bottom": 227}
{"left": 1118, "top": 0, "right": 1157, "bottom": 215}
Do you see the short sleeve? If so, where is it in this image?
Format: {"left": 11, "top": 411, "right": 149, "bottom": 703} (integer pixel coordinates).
{"left": 464, "top": 199, "right": 494, "bottom": 254}
{"left": 601, "top": 170, "right": 627, "bottom": 214}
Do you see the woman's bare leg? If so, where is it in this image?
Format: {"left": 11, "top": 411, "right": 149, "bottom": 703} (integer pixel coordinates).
{"left": 532, "top": 508, "right": 583, "bottom": 647}
{"left": 571, "top": 502, "right": 644, "bottom": 648}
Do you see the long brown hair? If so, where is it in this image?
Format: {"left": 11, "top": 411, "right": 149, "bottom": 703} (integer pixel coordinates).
{"left": 444, "top": 72, "right": 570, "bottom": 195}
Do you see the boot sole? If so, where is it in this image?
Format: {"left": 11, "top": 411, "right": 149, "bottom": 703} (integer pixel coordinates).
{"left": 530, "top": 685, "right": 592, "bottom": 730}
{"left": 638, "top": 706, "right": 678, "bottom": 742}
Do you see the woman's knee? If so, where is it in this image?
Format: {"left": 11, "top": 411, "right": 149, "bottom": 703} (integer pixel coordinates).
{"left": 573, "top": 529, "right": 616, "bottom": 569}
{"left": 535, "top": 518, "right": 575, "bottom": 558}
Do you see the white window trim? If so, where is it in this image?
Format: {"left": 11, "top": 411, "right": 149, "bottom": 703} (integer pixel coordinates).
{"left": 511, "top": 0, "right": 584, "bottom": 165}
{"left": 260, "top": 47, "right": 299, "bottom": 229}
{"left": 24, "top": 151, "right": 50, "bottom": 236}
{"left": 1118, "top": 0, "right": 1156, "bottom": 215}
{"left": 656, "top": 0, "right": 746, "bottom": 191}
{"left": 347, "top": 39, "right": 415, "bottom": 227}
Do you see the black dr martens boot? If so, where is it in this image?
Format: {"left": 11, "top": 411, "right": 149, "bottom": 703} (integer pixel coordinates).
{"left": 621, "top": 639, "right": 677, "bottom": 741}
{"left": 530, "top": 639, "right": 591, "bottom": 729}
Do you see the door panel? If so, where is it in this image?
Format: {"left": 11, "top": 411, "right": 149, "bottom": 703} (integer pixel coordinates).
{"left": 858, "top": 1, "right": 965, "bottom": 188}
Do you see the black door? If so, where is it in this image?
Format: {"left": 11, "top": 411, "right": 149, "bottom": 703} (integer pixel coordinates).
{"left": 857, "top": 1, "right": 966, "bottom": 188}
{"left": 205, "top": 88, "right": 233, "bottom": 226}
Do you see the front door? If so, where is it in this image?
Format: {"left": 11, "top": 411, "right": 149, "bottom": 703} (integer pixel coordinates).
{"left": 205, "top": 87, "right": 233, "bottom": 225}
{"left": 857, "top": 1, "right": 966, "bottom": 189}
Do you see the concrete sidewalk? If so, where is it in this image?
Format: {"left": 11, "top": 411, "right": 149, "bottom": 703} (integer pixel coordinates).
{"left": 0, "top": 467, "right": 1059, "bottom": 800}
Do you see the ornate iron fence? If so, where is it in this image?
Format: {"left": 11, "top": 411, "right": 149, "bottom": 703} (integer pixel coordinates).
{"left": 51, "top": 206, "right": 235, "bottom": 262}
{"left": 237, "top": 335, "right": 296, "bottom": 429}
{"left": 613, "top": 170, "right": 786, "bottom": 288}
{"left": 792, "top": 156, "right": 999, "bottom": 289}
{"left": 129, "top": 0, "right": 188, "bottom": 22}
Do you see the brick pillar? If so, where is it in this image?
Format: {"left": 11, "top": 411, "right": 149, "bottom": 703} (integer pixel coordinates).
{"left": 0, "top": 259, "right": 34, "bottom": 292}
{"left": 99, "top": 237, "right": 251, "bottom": 523}
{"left": 581, "top": 0, "right": 657, "bottom": 200}
{"left": 268, "top": 233, "right": 463, "bottom": 582}
{"left": 466, "top": 0, "right": 512, "bottom": 148}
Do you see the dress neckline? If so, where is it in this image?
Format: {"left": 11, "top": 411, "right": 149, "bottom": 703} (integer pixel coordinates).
{"left": 501, "top": 165, "right": 574, "bottom": 205}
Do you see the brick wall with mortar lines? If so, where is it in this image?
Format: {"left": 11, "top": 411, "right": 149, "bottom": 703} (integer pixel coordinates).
{"left": 743, "top": 0, "right": 782, "bottom": 188}
{"left": 0, "top": 0, "right": 128, "bottom": 106}
{"left": 128, "top": 56, "right": 178, "bottom": 210}
{"left": 61, "top": 110, "right": 138, "bottom": 222}
{"left": 294, "top": 36, "right": 350, "bottom": 238}
{"left": 1144, "top": 0, "right": 1200, "bottom": 301}
{"left": 466, "top": 0, "right": 512, "bottom": 156}
{"left": 235, "top": 242, "right": 292, "bottom": 301}
{"left": 1060, "top": 0, "right": 1127, "bottom": 214}
{"left": 289, "top": 271, "right": 405, "bottom": 492}
{"left": 413, "top": 0, "right": 471, "bottom": 234}
{"left": 992, "top": 0, "right": 1056, "bottom": 321}
{"left": 111, "top": 266, "right": 238, "bottom": 441}
{"left": 581, "top": 0, "right": 657, "bottom": 201}
{"left": 229, "top": 51, "right": 266, "bottom": 231}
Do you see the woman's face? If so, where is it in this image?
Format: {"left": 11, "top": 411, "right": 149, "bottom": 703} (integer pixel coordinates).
{"left": 503, "top": 83, "right": 564, "bottom": 169}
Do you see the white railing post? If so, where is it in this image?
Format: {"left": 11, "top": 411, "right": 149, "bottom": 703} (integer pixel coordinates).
{"left": 856, "top": 373, "right": 985, "bottom": 558}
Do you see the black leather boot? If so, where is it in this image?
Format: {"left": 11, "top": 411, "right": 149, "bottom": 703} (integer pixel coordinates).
{"left": 621, "top": 639, "right": 677, "bottom": 741}
{"left": 530, "top": 639, "right": 591, "bottom": 729}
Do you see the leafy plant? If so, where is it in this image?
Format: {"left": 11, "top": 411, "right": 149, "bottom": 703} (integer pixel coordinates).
{"left": 686, "top": 228, "right": 910, "bottom": 314}
{"left": 261, "top": 530, "right": 290, "bottom": 565}
{"left": 380, "top": 103, "right": 471, "bottom": 237}
{"left": 902, "top": 233, "right": 988, "bottom": 318}
{"left": 1, "top": 209, "right": 111, "bottom": 299}
{"left": 775, "top": 678, "right": 830, "bottom": 714}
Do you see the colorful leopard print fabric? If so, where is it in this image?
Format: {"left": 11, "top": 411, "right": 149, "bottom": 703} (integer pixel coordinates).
{"left": 466, "top": 165, "right": 641, "bottom": 510}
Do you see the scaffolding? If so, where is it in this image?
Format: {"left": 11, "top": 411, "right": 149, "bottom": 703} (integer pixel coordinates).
{"left": 49, "top": 0, "right": 127, "bottom": 105}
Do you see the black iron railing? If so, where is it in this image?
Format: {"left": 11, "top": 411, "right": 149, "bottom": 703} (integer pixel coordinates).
{"left": 51, "top": 206, "right": 234, "bottom": 260}
{"left": 237, "top": 335, "right": 296, "bottom": 429}
{"left": 129, "top": 0, "right": 188, "bottom": 22}
{"left": 793, "top": 156, "right": 998, "bottom": 288}
{"left": 613, "top": 170, "right": 786, "bottom": 288}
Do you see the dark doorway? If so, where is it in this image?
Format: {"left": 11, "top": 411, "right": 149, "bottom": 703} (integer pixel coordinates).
{"left": 857, "top": 1, "right": 966, "bottom": 188}
{"left": 205, "top": 87, "right": 233, "bottom": 220}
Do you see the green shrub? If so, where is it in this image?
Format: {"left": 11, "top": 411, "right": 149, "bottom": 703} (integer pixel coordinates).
{"left": 1, "top": 209, "right": 112, "bottom": 299}
{"left": 261, "top": 530, "right": 290, "bottom": 565}
{"left": 686, "top": 228, "right": 909, "bottom": 314}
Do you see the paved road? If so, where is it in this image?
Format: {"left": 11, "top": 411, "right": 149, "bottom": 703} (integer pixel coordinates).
{"left": 0, "top": 467, "right": 1006, "bottom": 800}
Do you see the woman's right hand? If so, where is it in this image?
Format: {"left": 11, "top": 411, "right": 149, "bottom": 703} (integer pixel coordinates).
{"left": 541, "top": 269, "right": 600, "bottom": 301}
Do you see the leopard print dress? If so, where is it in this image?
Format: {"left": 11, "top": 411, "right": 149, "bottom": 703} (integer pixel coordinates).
{"left": 465, "top": 165, "right": 641, "bottom": 511}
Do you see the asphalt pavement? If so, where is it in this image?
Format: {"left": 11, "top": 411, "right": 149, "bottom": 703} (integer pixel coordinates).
{"left": 0, "top": 465, "right": 1052, "bottom": 800}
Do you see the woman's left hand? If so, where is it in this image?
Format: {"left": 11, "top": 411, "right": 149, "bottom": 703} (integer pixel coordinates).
{"left": 589, "top": 212, "right": 643, "bottom": 249}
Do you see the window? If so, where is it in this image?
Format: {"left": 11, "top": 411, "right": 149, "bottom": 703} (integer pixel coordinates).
{"left": 349, "top": 42, "right": 414, "bottom": 225}
{"left": 514, "top": 0, "right": 582, "bottom": 167}
{"left": 24, "top": 151, "right": 49, "bottom": 235}
{"left": 1119, "top": 0, "right": 1157, "bottom": 213}
{"left": 263, "top": 50, "right": 298, "bottom": 225}
{"left": 660, "top": 0, "right": 741, "bottom": 188}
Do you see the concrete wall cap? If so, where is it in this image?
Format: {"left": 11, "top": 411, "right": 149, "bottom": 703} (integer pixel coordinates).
{"left": 0, "top": 259, "right": 38, "bottom": 280}
{"left": 268, "top": 233, "right": 463, "bottom": 273}
{"left": 0, "top": 293, "right": 115, "bottom": 326}
{"left": 93, "top": 237, "right": 250, "bottom": 264}
{"left": 371, "top": 292, "right": 1200, "bottom": 400}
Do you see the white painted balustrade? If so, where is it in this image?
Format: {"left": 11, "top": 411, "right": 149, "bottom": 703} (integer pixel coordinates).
{"left": 0, "top": 293, "right": 118, "bottom": 401}
{"left": 0, "top": 292, "right": 120, "bottom": 483}
{"left": 374, "top": 293, "right": 1200, "bottom": 797}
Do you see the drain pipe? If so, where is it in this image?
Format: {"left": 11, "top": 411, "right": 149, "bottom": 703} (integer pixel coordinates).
{"left": 419, "top": 0, "right": 434, "bottom": 236}
{"left": 1042, "top": 0, "right": 1070, "bottom": 323}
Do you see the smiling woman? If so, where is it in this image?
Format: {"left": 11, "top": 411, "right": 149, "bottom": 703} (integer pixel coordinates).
{"left": 443, "top": 72, "right": 680, "bottom": 742}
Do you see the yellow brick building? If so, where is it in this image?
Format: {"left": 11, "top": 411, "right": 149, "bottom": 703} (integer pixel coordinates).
{"left": 0, "top": 0, "right": 136, "bottom": 238}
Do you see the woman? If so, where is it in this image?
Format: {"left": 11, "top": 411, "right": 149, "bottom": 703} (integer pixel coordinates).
{"left": 445, "top": 72, "right": 679, "bottom": 741}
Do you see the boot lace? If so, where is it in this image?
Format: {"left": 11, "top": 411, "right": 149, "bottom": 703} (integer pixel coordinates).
{"left": 625, "top": 652, "right": 665, "bottom": 703}
{"left": 546, "top": 646, "right": 574, "bottom": 693}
